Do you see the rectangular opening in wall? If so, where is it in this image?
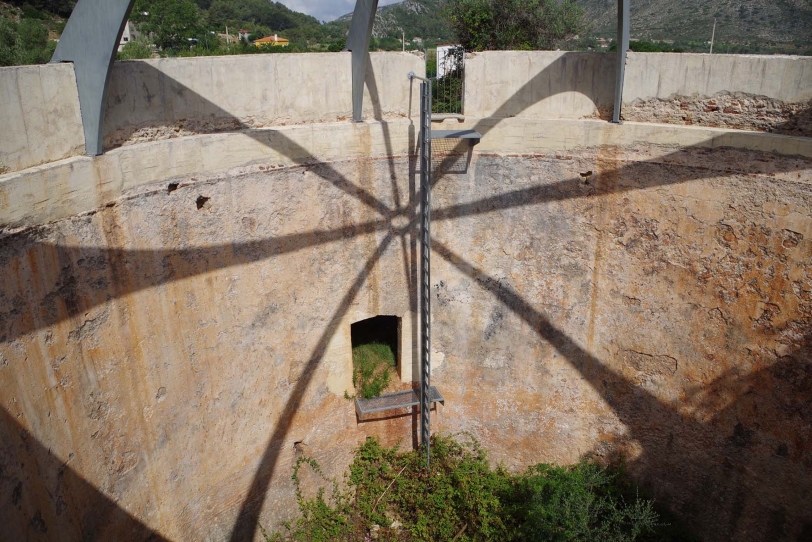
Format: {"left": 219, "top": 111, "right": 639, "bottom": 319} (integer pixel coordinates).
{"left": 351, "top": 315, "right": 400, "bottom": 399}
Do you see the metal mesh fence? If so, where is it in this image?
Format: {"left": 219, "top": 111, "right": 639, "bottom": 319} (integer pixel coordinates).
{"left": 427, "top": 46, "right": 464, "bottom": 115}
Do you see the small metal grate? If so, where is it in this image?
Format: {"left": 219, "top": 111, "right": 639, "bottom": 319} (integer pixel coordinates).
{"left": 355, "top": 386, "right": 445, "bottom": 418}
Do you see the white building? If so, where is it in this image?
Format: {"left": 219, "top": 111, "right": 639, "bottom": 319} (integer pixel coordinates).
{"left": 436, "top": 43, "right": 462, "bottom": 78}
{"left": 118, "top": 21, "right": 140, "bottom": 51}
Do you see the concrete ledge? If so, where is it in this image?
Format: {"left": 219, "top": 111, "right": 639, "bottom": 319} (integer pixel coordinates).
{"left": 3, "top": 117, "right": 810, "bottom": 230}
{"left": 0, "top": 119, "right": 417, "bottom": 230}
{"left": 434, "top": 117, "right": 812, "bottom": 159}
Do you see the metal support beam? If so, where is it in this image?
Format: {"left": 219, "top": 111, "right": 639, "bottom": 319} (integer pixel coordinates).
{"left": 51, "top": 0, "right": 135, "bottom": 156}
{"left": 410, "top": 71, "right": 432, "bottom": 466}
{"left": 346, "top": 0, "right": 379, "bottom": 122}
{"left": 612, "top": 0, "right": 630, "bottom": 124}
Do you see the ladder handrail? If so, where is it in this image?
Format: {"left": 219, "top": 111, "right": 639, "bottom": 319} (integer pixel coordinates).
{"left": 410, "top": 70, "right": 433, "bottom": 467}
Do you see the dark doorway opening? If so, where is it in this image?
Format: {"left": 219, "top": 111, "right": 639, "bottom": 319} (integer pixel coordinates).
{"left": 351, "top": 315, "right": 400, "bottom": 361}
{"left": 351, "top": 316, "right": 401, "bottom": 398}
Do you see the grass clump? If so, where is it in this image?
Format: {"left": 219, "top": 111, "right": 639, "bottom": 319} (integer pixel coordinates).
{"left": 266, "top": 434, "right": 687, "bottom": 542}
{"left": 352, "top": 342, "right": 396, "bottom": 399}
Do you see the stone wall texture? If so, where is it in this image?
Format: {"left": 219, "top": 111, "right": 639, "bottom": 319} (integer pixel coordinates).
{"left": 1, "top": 51, "right": 812, "bottom": 542}
{"left": 622, "top": 53, "right": 812, "bottom": 136}
{"left": 622, "top": 92, "right": 812, "bottom": 136}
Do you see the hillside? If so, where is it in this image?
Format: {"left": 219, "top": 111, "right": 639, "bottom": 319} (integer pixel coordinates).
{"left": 334, "top": 0, "right": 451, "bottom": 41}
{"left": 577, "top": 0, "right": 812, "bottom": 46}
{"left": 337, "top": 0, "right": 812, "bottom": 48}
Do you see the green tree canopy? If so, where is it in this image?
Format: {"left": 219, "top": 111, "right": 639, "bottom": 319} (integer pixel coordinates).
{"left": 8, "top": 0, "right": 74, "bottom": 18}
{"left": 133, "top": 0, "right": 200, "bottom": 51}
{"left": 445, "top": 0, "right": 584, "bottom": 51}
{"left": 0, "top": 16, "right": 56, "bottom": 66}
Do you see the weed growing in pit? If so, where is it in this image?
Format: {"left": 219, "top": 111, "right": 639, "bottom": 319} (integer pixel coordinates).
{"left": 266, "top": 434, "right": 681, "bottom": 541}
{"left": 352, "top": 342, "right": 396, "bottom": 399}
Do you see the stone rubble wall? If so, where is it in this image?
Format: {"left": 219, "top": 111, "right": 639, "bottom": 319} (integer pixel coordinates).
{"left": 622, "top": 93, "right": 812, "bottom": 136}
{"left": 622, "top": 53, "right": 812, "bottom": 136}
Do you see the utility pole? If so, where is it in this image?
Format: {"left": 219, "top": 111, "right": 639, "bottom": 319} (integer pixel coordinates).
{"left": 709, "top": 18, "right": 716, "bottom": 54}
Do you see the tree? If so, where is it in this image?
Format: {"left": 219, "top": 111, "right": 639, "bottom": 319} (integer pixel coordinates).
{"left": 9, "top": 0, "right": 75, "bottom": 18}
{"left": 133, "top": 0, "right": 200, "bottom": 52}
{"left": 118, "top": 36, "right": 153, "bottom": 60}
{"left": 0, "top": 16, "right": 56, "bottom": 66}
{"left": 445, "top": 0, "right": 584, "bottom": 51}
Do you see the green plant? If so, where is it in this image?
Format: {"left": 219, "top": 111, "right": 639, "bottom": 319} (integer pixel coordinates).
{"left": 268, "top": 434, "right": 677, "bottom": 541}
{"left": 432, "top": 45, "right": 464, "bottom": 114}
{"left": 117, "top": 36, "right": 153, "bottom": 60}
{"left": 352, "top": 341, "right": 395, "bottom": 399}
{"left": 286, "top": 457, "right": 353, "bottom": 541}
{"left": 445, "top": 0, "right": 584, "bottom": 52}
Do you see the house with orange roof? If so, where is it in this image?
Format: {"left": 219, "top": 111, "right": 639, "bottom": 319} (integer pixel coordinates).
{"left": 253, "top": 34, "right": 290, "bottom": 48}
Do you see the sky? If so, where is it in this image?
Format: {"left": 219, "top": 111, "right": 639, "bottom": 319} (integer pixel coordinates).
{"left": 277, "top": 0, "right": 401, "bottom": 23}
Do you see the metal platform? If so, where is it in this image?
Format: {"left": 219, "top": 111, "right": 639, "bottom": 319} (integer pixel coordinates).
{"left": 355, "top": 386, "right": 445, "bottom": 418}
{"left": 430, "top": 129, "right": 482, "bottom": 142}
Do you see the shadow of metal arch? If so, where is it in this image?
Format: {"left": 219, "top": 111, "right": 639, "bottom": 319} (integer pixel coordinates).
{"left": 50, "top": 0, "right": 136, "bottom": 156}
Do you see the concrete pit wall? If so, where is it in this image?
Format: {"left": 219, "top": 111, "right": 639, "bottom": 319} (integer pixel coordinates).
{"left": 1, "top": 52, "right": 811, "bottom": 541}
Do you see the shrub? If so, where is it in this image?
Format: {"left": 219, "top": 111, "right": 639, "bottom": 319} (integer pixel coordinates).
{"left": 118, "top": 37, "right": 153, "bottom": 60}
{"left": 352, "top": 342, "right": 395, "bottom": 399}
{"left": 267, "top": 434, "right": 674, "bottom": 541}
{"left": 445, "top": 0, "right": 584, "bottom": 52}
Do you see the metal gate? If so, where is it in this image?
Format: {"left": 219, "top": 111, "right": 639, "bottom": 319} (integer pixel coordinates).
{"left": 426, "top": 45, "right": 464, "bottom": 115}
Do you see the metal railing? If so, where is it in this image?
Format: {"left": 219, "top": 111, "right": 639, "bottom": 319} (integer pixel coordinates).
{"left": 426, "top": 45, "right": 465, "bottom": 115}
{"left": 408, "top": 71, "right": 432, "bottom": 466}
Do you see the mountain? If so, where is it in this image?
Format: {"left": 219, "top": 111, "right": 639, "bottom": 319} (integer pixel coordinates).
{"left": 336, "top": 0, "right": 811, "bottom": 47}
{"left": 577, "top": 0, "right": 812, "bottom": 45}
{"left": 334, "top": 0, "right": 452, "bottom": 41}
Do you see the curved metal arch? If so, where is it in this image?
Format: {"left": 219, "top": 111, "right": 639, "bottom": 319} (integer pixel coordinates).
{"left": 51, "top": 0, "right": 136, "bottom": 156}
{"left": 51, "top": 0, "right": 379, "bottom": 156}
{"left": 346, "top": 0, "right": 379, "bottom": 122}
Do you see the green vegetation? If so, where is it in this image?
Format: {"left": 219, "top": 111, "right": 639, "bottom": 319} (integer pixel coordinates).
{"left": 445, "top": 0, "right": 584, "bottom": 51}
{"left": 352, "top": 342, "right": 396, "bottom": 399}
{"left": 332, "top": 0, "right": 453, "bottom": 46}
{"left": 0, "top": 14, "right": 56, "bottom": 66}
{"left": 133, "top": 0, "right": 201, "bottom": 51}
{"left": 118, "top": 35, "right": 153, "bottom": 60}
{"left": 572, "top": 0, "right": 812, "bottom": 50}
{"left": 429, "top": 45, "right": 464, "bottom": 114}
{"left": 265, "top": 434, "right": 691, "bottom": 541}
{"left": 3, "top": 0, "right": 808, "bottom": 67}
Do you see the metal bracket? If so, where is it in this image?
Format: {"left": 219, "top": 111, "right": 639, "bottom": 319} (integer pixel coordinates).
{"left": 51, "top": 0, "right": 136, "bottom": 156}
{"left": 346, "top": 0, "right": 379, "bottom": 122}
